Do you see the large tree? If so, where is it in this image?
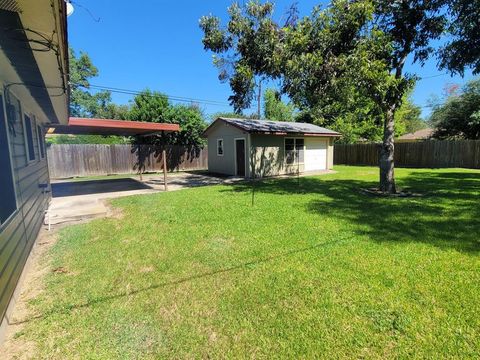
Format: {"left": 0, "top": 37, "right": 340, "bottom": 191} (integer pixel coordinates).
{"left": 370, "top": 0, "right": 446, "bottom": 192}
{"left": 201, "top": 0, "right": 466, "bottom": 193}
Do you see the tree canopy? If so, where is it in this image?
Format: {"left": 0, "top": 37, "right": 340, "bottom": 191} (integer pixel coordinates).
{"left": 69, "top": 48, "right": 112, "bottom": 118}
{"left": 59, "top": 48, "right": 129, "bottom": 144}
{"left": 439, "top": 0, "right": 480, "bottom": 76}
{"left": 430, "top": 78, "right": 480, "bottom": 140}
{"left": 60, "top": 49, "right": 207, "bottom": 147}
{"left": 200, "top": 0, "right": 476, "bottom": 193}
{"left": 128, "top": 90, "right": 207, "bottom": 149}
{"left": 263, "top": 88, "right": 295, "bottom": 122}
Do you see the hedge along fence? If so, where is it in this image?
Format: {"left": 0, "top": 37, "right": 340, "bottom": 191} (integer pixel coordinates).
{"left": 47, "top": 144, "right": 208, "bottom": 179}
{"left": 334, "top": 140, "right": 480, "bottom": 169}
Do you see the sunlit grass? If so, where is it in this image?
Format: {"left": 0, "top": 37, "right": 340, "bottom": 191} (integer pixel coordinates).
{"left": 20, "top": 166, "right": 480, "bottom": 358}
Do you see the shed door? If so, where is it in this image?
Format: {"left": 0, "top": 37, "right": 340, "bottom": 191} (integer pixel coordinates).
{"left": 304, "top": 138, "right": 327, "bottom": 171}
{"left": 235, "top": 139, "right": 246, "bottom": 176}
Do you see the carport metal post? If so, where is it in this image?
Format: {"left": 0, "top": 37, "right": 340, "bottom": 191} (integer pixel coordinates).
{"left": 163, "top": 148, "right": 168, "bottom": 191}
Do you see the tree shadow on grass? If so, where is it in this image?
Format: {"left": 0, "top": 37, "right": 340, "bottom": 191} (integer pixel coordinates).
{"left": 224, "top": 171, "right": 480, "bottom": 254}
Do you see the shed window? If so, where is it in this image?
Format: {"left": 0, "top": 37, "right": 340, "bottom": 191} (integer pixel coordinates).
{"left": 24, "top": 114, "right": 35, "bottom": 161}
{"left": 0, "top": 94, "right": 17, "bottom": 225}
{"left": 37, "top": 124, "right": 45, "bottom": 158}
{"left": 217, "top": 139, "right": 224, "bottom": 156}
{"left": 285, "top": 138, "right": 304, "bottom": 164}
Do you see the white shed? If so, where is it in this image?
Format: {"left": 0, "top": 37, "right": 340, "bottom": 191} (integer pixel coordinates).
{"left": 203, "top": 118, "right": 341, "bottom": 178}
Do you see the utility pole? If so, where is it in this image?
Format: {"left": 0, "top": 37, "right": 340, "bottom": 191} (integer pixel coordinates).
{"left": 257, "top": 80, "right": 262, "bottom": 119}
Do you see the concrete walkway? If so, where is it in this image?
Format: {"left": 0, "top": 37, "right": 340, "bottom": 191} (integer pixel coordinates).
{"left": 46, "top": 170, "right": 334, "bottom": 226}
{"left": 47, "top": 172, "right": 238, "bottom": 225}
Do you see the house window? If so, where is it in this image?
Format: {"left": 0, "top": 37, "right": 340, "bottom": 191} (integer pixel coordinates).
{"left": 24, "top": 114, "right": 36, "bottom": 162}
{"left": 217, "top": 139, "right": 224, "bottom": 156}
{"left": 0, "top": 93, "right": 18, "bottom": 225}
{"left": 296, "top": 138, "right": 304, "bottom": 163}
{"left": 285, "top": 138, "right": 304, "bottom": 164}
{"left": 37, "top": 124, "right": 45, "bottom": 159}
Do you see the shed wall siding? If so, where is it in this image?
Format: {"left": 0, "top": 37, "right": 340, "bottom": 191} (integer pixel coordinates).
{"left": 207, "top": 122, "right": 249, "bottom": 176}
{"left": 327, "top": 138, "right": 334, "bottom": 169}
{"left": 0, "top": 88, "right": 50, "bottom": 321}
{"left": 250, "top": 134, "right": 334, "bottom": 178}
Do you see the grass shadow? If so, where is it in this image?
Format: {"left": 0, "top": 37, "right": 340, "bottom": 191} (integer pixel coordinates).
{"left": 223, "top": 171, "right": 480, "bottom": 254}
{"left": 51, "top": 178, "right": 153, "bottom": 197}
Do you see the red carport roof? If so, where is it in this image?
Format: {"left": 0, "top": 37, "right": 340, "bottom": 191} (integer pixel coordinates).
{"left": 48, "top": 117, "right": 180, "bottom": 136}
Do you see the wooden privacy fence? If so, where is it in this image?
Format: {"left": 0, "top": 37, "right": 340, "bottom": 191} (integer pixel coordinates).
{"left": 334, "top": 140, "right": 480, "bottom": 168}
{"left": 47, "top": 144, "right": 208, "bottom": 178}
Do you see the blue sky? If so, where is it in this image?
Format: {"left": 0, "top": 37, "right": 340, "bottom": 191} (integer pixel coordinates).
{"left": 67, "top": 0, "right": 474, "bottom": 120}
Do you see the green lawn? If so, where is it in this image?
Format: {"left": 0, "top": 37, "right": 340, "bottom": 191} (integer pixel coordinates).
{"left": 18, "top": 166, "right": 479, "bottom": 358}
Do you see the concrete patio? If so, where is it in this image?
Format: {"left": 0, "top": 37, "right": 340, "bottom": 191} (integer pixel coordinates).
{"left": 47, "top": 172, "right": 238, "bottom": 225}
{"left": 46, "top": 170, "right": 334, "bottom": 226}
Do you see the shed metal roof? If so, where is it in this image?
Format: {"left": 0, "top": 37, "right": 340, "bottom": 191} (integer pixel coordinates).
{"left": 204, "top": 117, "right": 341, "bottom": 137}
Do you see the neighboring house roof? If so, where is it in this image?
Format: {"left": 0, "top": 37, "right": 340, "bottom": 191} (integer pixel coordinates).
{"left": 204, "top": 117, "right": 341, "bottom": 137}
{"left": 398, "top": 128, "right": 434, "bottom": 140}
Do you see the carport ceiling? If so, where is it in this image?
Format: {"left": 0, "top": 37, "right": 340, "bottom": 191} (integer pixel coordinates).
{"left": 48, "top": 117, "right": 180, "bottom": 136}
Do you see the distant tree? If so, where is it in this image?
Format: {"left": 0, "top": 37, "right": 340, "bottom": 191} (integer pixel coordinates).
{"left": 97, "top": 103, "right": 130, "bottom": 120}
{"left": 263, "top": 88, "right": 295, "bottom": 121}
{"left": 66, "top": 48, "right": 132, "bottom": 145}
{"left": 395, "top": 92, "right": 426, "bottom": 136}
{"left": 69, "top": 48, "right": 113, "bottom": 118}
{"left": 127, "top": 89, "right": 170, "bottom": 122}
{"left": 430, "top": 78, "right": 480, "bottom": 139}
{"left": 209, "top": 112, "right": 248, "bottom": 122}
{"left": 165, "top": 105, "right": 207, "bottom": 147}
{"left": 127, "top": 89, "right": 206, "bottom": 148}
{"left": 46, "top": 134, "right": 129, "bottom": 145}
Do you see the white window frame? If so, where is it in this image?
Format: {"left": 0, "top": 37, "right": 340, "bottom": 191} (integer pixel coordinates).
{"left": 284, "top": 137, "right": 305, "bottom": 165}
{"left": 0, "top": 82, "right": 19, "bottom": 228}
{"left": 36, "top": 119, "right": 45, "bottom": 159}
{"left": 216, "top": 138, "right": 224, "bottom": 156}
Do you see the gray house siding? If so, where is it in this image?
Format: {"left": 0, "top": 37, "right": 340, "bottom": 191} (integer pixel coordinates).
{"left": 0, "top": 89, "right": 50, "bottom": 321}
{"left": 206, "top": 121, "right": 249, "bottom": 176}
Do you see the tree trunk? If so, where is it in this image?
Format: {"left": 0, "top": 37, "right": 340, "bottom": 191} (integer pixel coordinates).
{"left": 378, "top": 53, "right": 407, "bottom": 194}
{"left": 379, "top": 105, "right": 396, "bottom": 193}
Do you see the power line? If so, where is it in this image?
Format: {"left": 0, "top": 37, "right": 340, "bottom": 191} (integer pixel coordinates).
{"left": 74, "top": 80, "right": 453, "bottom": 110}
{"left": 81, "top": 83, "right": 232, "bottom": 107}
{"left": 417, "top": 73, "right": 450, "bottom": 80}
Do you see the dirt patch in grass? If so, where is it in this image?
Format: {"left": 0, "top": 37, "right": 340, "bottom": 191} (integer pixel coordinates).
{"left": 139, "top": 266, "right": 155, "bottom": 273}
